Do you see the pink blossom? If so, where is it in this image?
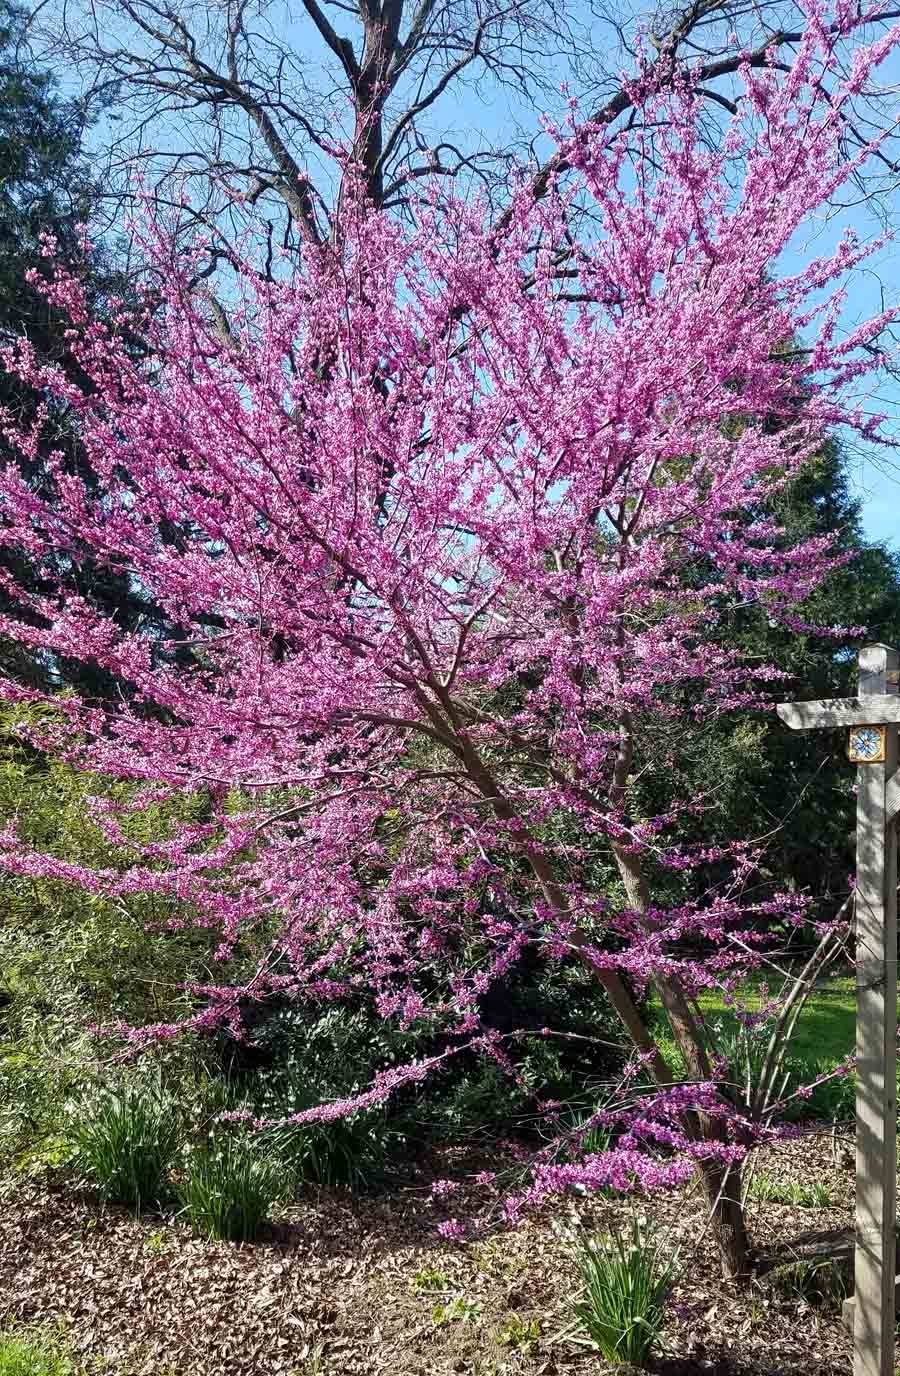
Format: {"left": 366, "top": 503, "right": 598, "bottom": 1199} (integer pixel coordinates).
{"left": 0, "top": 6, "right": 893, "bottom": 1233}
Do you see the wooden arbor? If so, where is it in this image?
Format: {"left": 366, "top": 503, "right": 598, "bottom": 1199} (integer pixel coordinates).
{"left": 778, "top": 644, "right": 900, "bottom": 1376}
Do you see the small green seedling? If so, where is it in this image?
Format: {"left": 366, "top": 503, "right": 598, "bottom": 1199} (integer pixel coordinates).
{"left": 432, "top": 1296, "right": 482, "bottom": 1327}
{"left": 412, "top": 1266, "right": 451, "bottom": 1294}
{"left": 496, "top": 1314, "right": 541, "bottom": 1354}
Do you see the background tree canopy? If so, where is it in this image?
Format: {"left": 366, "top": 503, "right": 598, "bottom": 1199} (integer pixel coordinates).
{"left": 631, "top": 441, "right": 900, "bottom": 922}
{"left": 0, "top": 1, "right": 173, "bottom": 694}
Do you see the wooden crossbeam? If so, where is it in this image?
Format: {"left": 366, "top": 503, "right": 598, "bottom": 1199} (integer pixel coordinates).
{"left": 777, "top": 697, "right": 900, "bottom": 730}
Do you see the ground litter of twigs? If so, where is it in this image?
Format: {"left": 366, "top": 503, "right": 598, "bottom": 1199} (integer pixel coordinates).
{"left": 0, "top": 1128, "right": 865, "bottom": 1376}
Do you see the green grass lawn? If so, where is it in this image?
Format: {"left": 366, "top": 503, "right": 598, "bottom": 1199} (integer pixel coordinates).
{"left": 648, "top": 973, "right": 870, "bottom": 1120}
{"left": 699, "top": 974, "right": 857, "bottom": 1067}
{"left": 0, "top": 1330, "right": 74, "bottom": 1376}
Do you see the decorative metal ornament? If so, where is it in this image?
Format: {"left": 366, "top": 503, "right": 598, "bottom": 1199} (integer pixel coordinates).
{"left": 848, "top": 724, "right": 887, "bottom": 763}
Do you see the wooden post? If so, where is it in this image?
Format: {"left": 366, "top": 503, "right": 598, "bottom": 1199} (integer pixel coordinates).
{"left": 853, "top": 644, "right": 898, "bottom": 1376}
{"left": 777, "top": 645, "right": 900, "bottom": 1373}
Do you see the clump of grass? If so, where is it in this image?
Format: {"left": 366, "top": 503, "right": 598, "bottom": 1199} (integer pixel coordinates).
{"left": 293, "top": 1348, "right": 329, "bottom": 1375}
{"left": 177, "top": 1134, "right": 283, "bottom": 1241}
{"left": 71, "top": 1085, "right": 181, "bottom": 1211}
{"left": 411, "top": 1266, "right": 451, "bottom": 1294}
{"left": 766, "top": 1256, "right": 848, "bottom": 1310}
{"left": 567, "top": 1217, "right": 675, "bottom": 1366}
{"left": 431, "top": 1296, "right": 481, "bottom": 1327}
{"left": 259, "top": 1113, "right": 391, "bottom": 1191}
{"left": 748, "top": 1173, "right": 831, "bottom": 1208}
{"left": 0, "top": 1329, "right": 74, "bottom": 1376}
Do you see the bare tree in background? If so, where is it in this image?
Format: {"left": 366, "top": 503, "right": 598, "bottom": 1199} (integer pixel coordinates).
{"left": 28, "top": 0, "right": 603, "bottom": 246}
{"left": 21, "top": 0, "right": 900, "bottom": 255}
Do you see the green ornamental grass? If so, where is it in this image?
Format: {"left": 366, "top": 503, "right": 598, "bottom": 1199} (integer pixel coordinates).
{"left": 71, "top": 1085, "right": 181, "bottom": 1211}
{"left": 570, "top": 1217, "right": 675, "bottom": 1366}
{"left": 177, "top": 1134, "right": 283, "bottom": 1241}
{"left": 260, "top": 1111, "right": 388, "bottom": 1191}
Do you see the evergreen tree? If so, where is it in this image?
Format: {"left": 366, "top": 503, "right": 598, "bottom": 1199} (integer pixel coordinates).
{"left": 634, "top": 441, "right": 900, "bottom": 920}
{"left": 0, "top": 4, "right": 165, "bottom": 692}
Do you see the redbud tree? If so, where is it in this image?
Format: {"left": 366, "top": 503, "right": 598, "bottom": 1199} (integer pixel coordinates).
{"left": 0, "top": 5, "right": 898, "bottom": 1278}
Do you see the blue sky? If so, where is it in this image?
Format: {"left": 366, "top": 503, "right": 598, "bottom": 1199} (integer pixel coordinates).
{"left": 781, "top": 160, "right": 900, "bottom": 553}
{"left": 784, "top": 208, "right": 900, "bottom": 552}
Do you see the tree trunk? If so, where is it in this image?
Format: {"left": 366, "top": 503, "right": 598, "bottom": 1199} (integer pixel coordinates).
{"left": 442, "top": 693, "right": 754, "bottom": 1281}
{"left": 609, "top": 742, "right": 751, "bottom": 1282}
{"left": 700, "top": 1159, "right": 749, "bottom": 1281}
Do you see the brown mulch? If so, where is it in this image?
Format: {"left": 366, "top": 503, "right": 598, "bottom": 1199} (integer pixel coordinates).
{"left": 0, "top": 1130, "right": 861, "bottom": 1376}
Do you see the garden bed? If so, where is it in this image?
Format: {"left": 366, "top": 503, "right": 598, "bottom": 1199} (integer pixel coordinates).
{"left": 0, "top": 1129, "right": 864, "bottom": 1376}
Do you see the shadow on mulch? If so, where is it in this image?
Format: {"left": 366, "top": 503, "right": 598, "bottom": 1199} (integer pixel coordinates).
{"left": 653, "top": 1360, "right": 835, "bottom": 1376}
{"left": 34, "top": 1161, "right": 448, "bottom": 1260}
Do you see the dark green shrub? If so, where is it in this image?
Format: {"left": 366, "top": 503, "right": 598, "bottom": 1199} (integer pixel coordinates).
{"left": 71, "top": 1085, "right": 180, "bottom": 1209}
{"left": 217, "top": 959, "right": 630, "bottom": 1153}
{"left": 406, "top": 1060, "right": 524, "bottom": 1140}
{"left": 218, "top": 1009, "right": 407, "bottom": 1188}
